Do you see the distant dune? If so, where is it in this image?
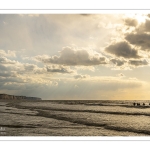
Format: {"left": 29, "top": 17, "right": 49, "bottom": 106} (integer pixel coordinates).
{"left": 0, "top": 93, "right": 42, "bottom": 100}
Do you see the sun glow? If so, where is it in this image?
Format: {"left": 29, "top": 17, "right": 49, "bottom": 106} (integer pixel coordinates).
{"left": 125, "top": 14, "right": 147, "bottom": 24}
{"left": 135, "top": 14, "right": 147, "bottom": 23}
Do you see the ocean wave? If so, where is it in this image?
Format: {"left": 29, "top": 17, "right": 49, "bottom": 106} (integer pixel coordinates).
{"left": 9, "top": 102, "right": 150, "bottom": 117}
{"left": 36, "top": 110, "right": 150, "bottom": 135}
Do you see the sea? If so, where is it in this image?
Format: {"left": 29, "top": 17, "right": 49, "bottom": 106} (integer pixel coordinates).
{"left": 1, "top": 99, "right": 150, "bottom": 136}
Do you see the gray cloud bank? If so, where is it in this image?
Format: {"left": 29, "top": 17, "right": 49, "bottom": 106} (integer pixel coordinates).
{"left": 36, "top": 47, "right": 107, "bottom": 66}
{"left": 126, "top": 33, "right": 150, "bottom": 51}
{"left": 110, "top": 58, "right": 126, "bottom": 66}
{"left": 46, "top": 65, "right": 74, "bottom": 74}
{"left": 124, "top": 18, "right": 138, "bottom": 27}
{"left": 105, "top": 41, "right": 140, "bottom": 59}
{"left": 129, "top": 59, "right": 149, "bottom": 66}
{"left": 125, "top": 19, "right": 150, "bottom": 51}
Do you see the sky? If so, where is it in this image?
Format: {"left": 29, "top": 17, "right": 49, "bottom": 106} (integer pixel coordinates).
{"left": 1, "top": 14, "right": 150, "bottom": 100}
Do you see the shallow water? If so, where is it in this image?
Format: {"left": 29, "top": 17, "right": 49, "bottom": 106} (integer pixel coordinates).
{"left": 0, "top": 99, "right": 150, "bottom": 136}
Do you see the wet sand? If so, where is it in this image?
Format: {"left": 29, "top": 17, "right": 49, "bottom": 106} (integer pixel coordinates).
{"left": 0, "top": 99, "right": 149, "bottom": 136}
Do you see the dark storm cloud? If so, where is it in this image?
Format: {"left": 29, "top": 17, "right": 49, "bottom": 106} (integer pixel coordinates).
{"left": 36, "top": 47, "right": 107, "bottom": 66}
{"left": 129, "top": 59, "right": 149, "bottom": 66}
{"left": 105, "top": 41, "right": 141, "bottom": 59}
{"left": 110, "top": 58, "right": 126, "bottom": 66}
{"left": 46, "top": 65, "right": 74, "bottom": 74}
{"left": 125, "top": 33, "right": 150, "bottom": 50}
{"left": 124, "top": 18, "right": 138, "bottom": 27}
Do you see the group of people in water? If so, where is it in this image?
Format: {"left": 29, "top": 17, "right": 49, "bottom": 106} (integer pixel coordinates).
{"left": 133, "top": 102, "right": 150, "bottom": 106}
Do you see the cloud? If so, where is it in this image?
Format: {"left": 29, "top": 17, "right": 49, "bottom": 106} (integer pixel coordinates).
{"left": 0, "top": 58, "right": 46, "bottom": 76}
{"left": 0, "top": 56, "right": 17, "bottom": 64}
{"left": 117, "top": 73, "right": 125, "bottom": 78}
{"left": 0, "top": 64, "right": 19, "bottom": 78}
{"left": 0, "top": 71, "right": 16, "bottom": 77}
{"left": 0, "top": 71, "right": 17, "bottom": 77}
{"left": 43, "top": 76, "right": 144, "bottom": 100}
{"left": 0, "top": 64, "right": 12, "bottom": 71}
{"left": 75, "top": 66, "right": 95, "bottom": 72}
{"left": 36, "top": 47, "right": 107, "bottom": 66}
{"left": 125, "top": 19, "right": 150, "bottom": 51}
{"left": 23, "top": 63, "right": 39, "bottom": 72}
{"left": 74, "top": 74, "right": 89, "bottom": 79}
{"left": 46, "top": 65, "right": 75, "bottom": 74}
{"left": 1, "top": 62, "right": 45, "bottom": 75}
{"left": 79, "top": 14, "right": 91, "bottom": 16}
{"left": 105, "top": 41, "right": 141, "bottom": 58}
{"left": 129, "top": 59, "right": 149, "bottom": 66}
{"left": 0, "top": 54, "right": 75, "bottom": 78}
{"left": 126, "top": 33, "right": 150, "bottom": 51}
{"left": 22, "top": 63, "right": 47, "bottom": 74}
{"left": 26, "top": 64, "right": 75, "bottom": 75}
{"left": 124, "top": 18, "right": 138, "bottom": 27}
{"left": 20, "top": 14, "right": 40, "bottom": 17}
{"left": 143, "top": 19, "right": 150, "bottom": 32}
{"left": 0, "top": 50, "right": 16, "bottom": 57}
{"left": 110, "top": 58, "right": 126, "bottom": 66}
{"left": 1, "top": 14, "right": 150, "bottom": 100}
{"left": 0, "top": 75, "right": 144, "bottom": 100}
{"left": 0, "top": 76, "right": 25, "bottom": 84}
{"left": 135, "top": 19, "right": 150, "bottom": 33}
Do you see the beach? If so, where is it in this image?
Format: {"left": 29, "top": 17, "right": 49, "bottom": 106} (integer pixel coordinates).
{"left": 0, "top": 99, "right": 150, "bottom": 136}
